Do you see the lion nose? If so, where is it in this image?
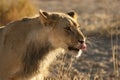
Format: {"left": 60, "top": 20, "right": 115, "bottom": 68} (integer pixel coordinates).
{"left": 77, "top": 40, "right": 87, "bottom": 50}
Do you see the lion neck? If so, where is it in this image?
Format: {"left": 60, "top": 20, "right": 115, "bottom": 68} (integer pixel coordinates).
{"left": 22, "top": 40, "right": 65, "bottom": 78}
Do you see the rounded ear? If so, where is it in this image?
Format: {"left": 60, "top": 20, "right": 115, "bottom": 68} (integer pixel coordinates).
{"left": 67, "top": 11, "right": 78, "bottom": 20}
{"left": 39, "top": 9, "right": 49, "bottom": 25}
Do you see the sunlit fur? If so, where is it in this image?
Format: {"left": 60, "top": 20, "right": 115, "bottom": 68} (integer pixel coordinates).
{"left": 0, "top": 10, "right": 85, "bottom": 80}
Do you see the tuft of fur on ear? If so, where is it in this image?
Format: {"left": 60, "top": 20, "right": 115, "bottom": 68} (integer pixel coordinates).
{"left": 67, "top": 11, "right": 78, "bottom": 20}
{"left": 39, "top": 10, "right": 49, "bottom": 26}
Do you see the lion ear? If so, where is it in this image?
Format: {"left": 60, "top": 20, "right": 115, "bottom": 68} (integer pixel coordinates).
{"left": 67, "top": 11, "right": 78, "bottom": 20}
{"left": 39, "top": 10, "right": 49, "bottom": 25}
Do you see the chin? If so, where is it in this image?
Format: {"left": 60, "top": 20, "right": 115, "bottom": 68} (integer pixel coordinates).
{"left": 67, "top": 43, "right": 87, "bottom": 58}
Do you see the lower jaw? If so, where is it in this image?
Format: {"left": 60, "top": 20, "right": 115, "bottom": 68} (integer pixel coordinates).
{"left": 67, "top": 47, "right": 83, "bottom": 58}
{"left": 68, "top": 46, "right": 79, "bottom": 52}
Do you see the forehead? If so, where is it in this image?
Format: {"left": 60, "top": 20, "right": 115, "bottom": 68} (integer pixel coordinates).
{"left": 65, "top": 17, "right": 79, "bottom": 28}
{"left": 63, "top": 14, "right": 79, "bottom": 26}
{"left": 68, "top": 18, "right": 78, "bottom": 26}
{"left": 50, "top": 12, "right": 79, "bottom": 26}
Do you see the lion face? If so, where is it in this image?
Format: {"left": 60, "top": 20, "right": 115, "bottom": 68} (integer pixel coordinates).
{"left": 39, "top": 10, "right": 86, "bottom": 52}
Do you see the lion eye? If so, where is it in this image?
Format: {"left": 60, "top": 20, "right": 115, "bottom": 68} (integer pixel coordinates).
{"left": 64, "top": 26, "right": 71, "bottom": 31}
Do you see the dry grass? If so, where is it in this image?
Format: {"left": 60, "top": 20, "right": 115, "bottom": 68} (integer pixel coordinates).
{"left": 111, "top": 19, "right": 119, "bottom": 80}
{"left": 0, "top": 0, "right": 37, "bottom": 26}
{"left": 106, "top": 1, "right": 119, "bottom": 79}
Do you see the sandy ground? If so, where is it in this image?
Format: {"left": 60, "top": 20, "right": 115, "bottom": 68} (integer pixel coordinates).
{"left": 32, "top": 0, "right": 120, "bottom": 79}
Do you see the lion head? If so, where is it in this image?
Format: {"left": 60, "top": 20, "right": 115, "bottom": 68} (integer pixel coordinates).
{"left": 39, "top": 10, "right": 86, "bottom": 53}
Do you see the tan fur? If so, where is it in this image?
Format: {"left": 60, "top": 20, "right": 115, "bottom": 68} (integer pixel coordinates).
{"left": 0, "top": 10, "right": 86, "bottom": 80}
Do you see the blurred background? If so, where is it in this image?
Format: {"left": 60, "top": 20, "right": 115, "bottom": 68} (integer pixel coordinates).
{"left": 0, "top": 0, "right": 120, "bottom": 80}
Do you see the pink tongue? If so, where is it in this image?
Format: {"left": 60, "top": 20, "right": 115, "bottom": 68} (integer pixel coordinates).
{"left": 78, "top": 43, "right": 87, "bottom": 50}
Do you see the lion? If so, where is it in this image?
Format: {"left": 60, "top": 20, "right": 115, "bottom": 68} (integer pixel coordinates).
{"left": 0, "top": 9, "right": 86, "bottom": 80}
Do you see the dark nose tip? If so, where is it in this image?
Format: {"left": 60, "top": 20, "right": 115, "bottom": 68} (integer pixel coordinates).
{"left": 78, "top": 40, "right": 84, "bottom": 44}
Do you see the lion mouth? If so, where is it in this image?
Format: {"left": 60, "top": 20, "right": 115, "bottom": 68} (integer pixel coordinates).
{"left": 68, "top": 43, "right": 87, "bottom": 51}
{"left": 68, "top": 43, "right": 87, "bottom": 58}
{"left": 68, "top": 46, "right": 79, "bottom": 51}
